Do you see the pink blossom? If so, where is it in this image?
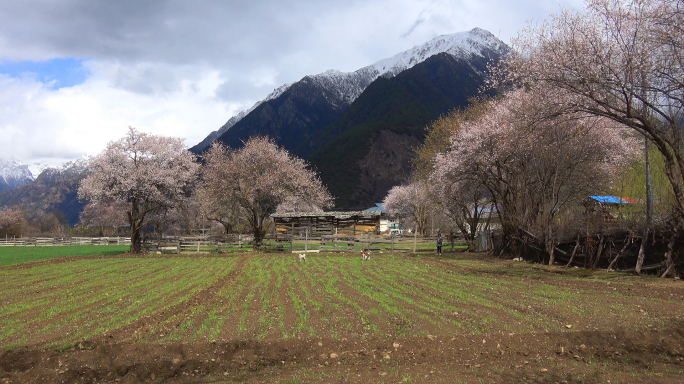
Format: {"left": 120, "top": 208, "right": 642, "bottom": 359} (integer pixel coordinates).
{"left": 79, "top": 127, "right": 199, "bottom": 253}
{"left": 199, "top": 137, "right": 333, "bottom": 248}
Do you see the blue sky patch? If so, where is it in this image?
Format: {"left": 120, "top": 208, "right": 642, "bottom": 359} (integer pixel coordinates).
{"left": 0, "top": 58, "right": 89, "bottom": 89}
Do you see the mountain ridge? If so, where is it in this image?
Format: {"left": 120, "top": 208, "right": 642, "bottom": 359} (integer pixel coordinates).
{"left": 0, "top": 159, "right": 34, "bottom": 193}
{"left": 200, "top": 28, "right": 509, "bottom": 208}
{"left": 0, "top": 158, "right": 90, "bottom": 226}
{"left": 307, "top": 51, "right": 500, "bottom": 208}
{"left": 191, "top": 28, "right": 508, "bottom": 154}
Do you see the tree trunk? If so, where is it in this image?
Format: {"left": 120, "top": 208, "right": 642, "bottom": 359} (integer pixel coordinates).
{"left": 128, "top": 200, "right": 143, "bottom": 254}
{"left": 592, "top": 235, "right": 604, "bottom": 270}
{"left": 564, "top": 236, "right": 581, "bottom": 269}
{"left": 661, "top": 229, "right": 680, "bottom": 278}
{"left": 253, "top": 228, "right": 262, "bottom": 250}
{"left": 546, "top": 227, "right": 555, "bottom": 266}
{"left": 130, "top": 220, "right": 142, "bottom": 254}
{"left": 252, "top": 211, "right": 264, "bottom": 250}
{"left": 635, "top": 228, "right": 649, "bottom": 274}
{"left": 216, "top": 219, "right": 232, "bottom": 235}
{"left": 607, "top": 237, "right": 630, "bottom": 272}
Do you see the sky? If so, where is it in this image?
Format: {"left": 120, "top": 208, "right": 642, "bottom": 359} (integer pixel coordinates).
{"left": 0, "top": 0, "right": 584, "bottom": 173}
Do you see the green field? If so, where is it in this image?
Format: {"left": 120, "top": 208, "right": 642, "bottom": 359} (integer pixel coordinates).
{"left": 1, "top": 251, "right": 683, "bottom": 383}
{"left": 1, "top": 251, "right": 681, "bottom": 351}
{"left": 0, "top": 245, "right": 129, "bottom": 266}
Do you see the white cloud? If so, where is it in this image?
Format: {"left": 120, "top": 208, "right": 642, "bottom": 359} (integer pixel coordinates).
{"left": 0, "top": 66, "right": 237, "bottom": 167}
{"left": 0, "top": 0, "right": 588, "bottom": 167}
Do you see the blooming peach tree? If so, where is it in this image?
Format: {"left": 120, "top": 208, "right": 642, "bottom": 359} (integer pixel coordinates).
{"left": 383, "top": 179, "right": 435, "bottom": 235}
{"left": 431, "top": 89, "right": 638, "bottom": 262}
{"left": 0, "top": 206, "right": 24, "bottom": 237}
{"left": 199, "top": 137, "right": 333, "bottom": 248}
{"left": 78, "top": 127, "right": 199, "bottom": 253}
{"left": 79, "top": 201, "right": 128, "bottom": 236}
{"left": 501, "top": 0, "right": 684, "bottom": 221}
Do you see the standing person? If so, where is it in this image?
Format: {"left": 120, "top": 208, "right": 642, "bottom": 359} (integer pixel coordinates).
{"left": 437, "top": 234, "right": 443, "bottom": 255}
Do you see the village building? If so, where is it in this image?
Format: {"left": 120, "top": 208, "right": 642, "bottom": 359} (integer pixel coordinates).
{"left": 271, "top": 211, "right": 381, "bottom": 239}
{"left": 586, "top": 195, "right": 644, "bottom": 223}
{"left": 362, "top": 203, "right": 404, "bottom": 234}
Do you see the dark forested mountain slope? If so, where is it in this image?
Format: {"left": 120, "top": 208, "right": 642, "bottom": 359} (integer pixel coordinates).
{"left": 307, "top": 53, "right": 497, "bottom": 209}
{"left": 207, "top": 76, "right": 354, "bottom": 158}
{"left": 192, "top": 28, "right": 509, "bottom": 209}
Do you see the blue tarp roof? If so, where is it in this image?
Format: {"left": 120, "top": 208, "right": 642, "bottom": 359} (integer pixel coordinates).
{"left": 364, "top": 203, "right": 385, "bottom": 213}
{"left": 590, "top": 196, "right": 622, "bottom": 204}
{"left": 589, "top": 196, "right": 641, "bottom": 204}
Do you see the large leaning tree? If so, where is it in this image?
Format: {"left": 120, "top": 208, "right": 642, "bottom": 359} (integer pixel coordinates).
{"left": 431, "top": 89, "right": 637, "bottom": 263}
{"left": 501, "top": 0, "right": 684, "bottom": 228}
{"left": 79, "top": 127, "right": 199, "bottom": 253}
{"left": 199, "top": 137, "right": 333, "bottom": 248}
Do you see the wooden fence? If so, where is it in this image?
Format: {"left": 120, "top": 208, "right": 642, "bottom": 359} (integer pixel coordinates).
{"left": 0, "top": 234, "right": 468, "bottom": 254}
{"left": 0, "top": 237, "right": 131, "bottom": 247}
{"left": 274, "top": 233, "right": 468, "bottom": 254}
{"left": 143, "top": 235, "right": 253, "bottom": 254}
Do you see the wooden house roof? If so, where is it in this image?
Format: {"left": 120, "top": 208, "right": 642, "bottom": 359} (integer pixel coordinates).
{"left": 271, "top": 211, "right": 381, "bottom": 219}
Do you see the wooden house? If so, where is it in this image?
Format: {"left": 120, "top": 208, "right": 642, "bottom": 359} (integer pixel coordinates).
{"left": 271, "top": 211, "right": 381, "bottom": 239}
{"left": 363, "top": 203, "right": 403, "bottom": 233}
{"left": 586, "top": 195, "right": 644, "bottom": 223}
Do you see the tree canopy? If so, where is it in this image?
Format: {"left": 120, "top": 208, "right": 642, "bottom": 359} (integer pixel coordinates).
{"left": 501, "top": 0, "right": 684, "bottom": 219}
{"left": 78, "top": 127, "right": 199, "bottom": 253}
{"left": 199, "top": 137, "right": 333, "bottom": 248}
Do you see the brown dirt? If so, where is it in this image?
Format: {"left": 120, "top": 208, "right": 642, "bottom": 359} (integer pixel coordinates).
{"left": 1, "top": 327, "right": 683, "bottom": 383}
{"left": 1, "top": 253, "right": 683, "bottom": 383}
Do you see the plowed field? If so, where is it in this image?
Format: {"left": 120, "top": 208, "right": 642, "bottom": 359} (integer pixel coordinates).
{"left": 1, "top": 252, "right": 683, "bottom": 383}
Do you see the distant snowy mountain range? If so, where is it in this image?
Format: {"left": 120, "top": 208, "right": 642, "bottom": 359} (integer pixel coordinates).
{"left": 0, "top": 159, "right": 34, "bottom": 193}
{"left": 192, "top": 28, "right": 508, "bottom": 153}
{"left": 0, "top": 157, "right": 91, "bottom": 195}
{"left": 0, "top": 156, "right": 91, "bottom": 225}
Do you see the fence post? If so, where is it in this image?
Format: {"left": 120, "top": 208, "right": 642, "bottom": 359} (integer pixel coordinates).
{"left": 413, "top": 231, "right": 417, "bottom": 253}
{"left": 305, "top": 229, "right": 308, "bottom": 252}
{"left": 391, "top": 234, "right": 394, "bottom": 252}
{"left": 197, "top": 241, "right": 200, "bottom": 253}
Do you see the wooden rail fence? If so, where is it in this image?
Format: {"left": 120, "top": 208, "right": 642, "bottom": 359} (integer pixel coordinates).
{"left": 0, "top": 234, "right": 468, "bottom": 254}
{"left": 0, "top": 237, "right": 131, "bottom": 247}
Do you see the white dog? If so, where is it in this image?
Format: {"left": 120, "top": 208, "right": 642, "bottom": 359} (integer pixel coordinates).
{"left": 298, "top": 253, "right": 306, "bottom": 262}
{"left": 362, "top": 250, "right": 371, "bottom": 260}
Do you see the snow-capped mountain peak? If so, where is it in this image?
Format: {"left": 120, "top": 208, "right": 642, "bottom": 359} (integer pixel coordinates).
{"left": 194, "top": 28, "right": 508, "bottom": 152}
{"left": 0, "top": 158, "right": 34, "bottom": 193}
{"left": 301, "top": 28, "right": 507, "bottom": 108}
{"left": 280, "top": 28, "right": 506, "bottom": 109}
{"left": 370, "top": 28, "right": 507, "bottom": 77}
{"left": 192, "top": 82, "right": 293, "bottom": 151}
